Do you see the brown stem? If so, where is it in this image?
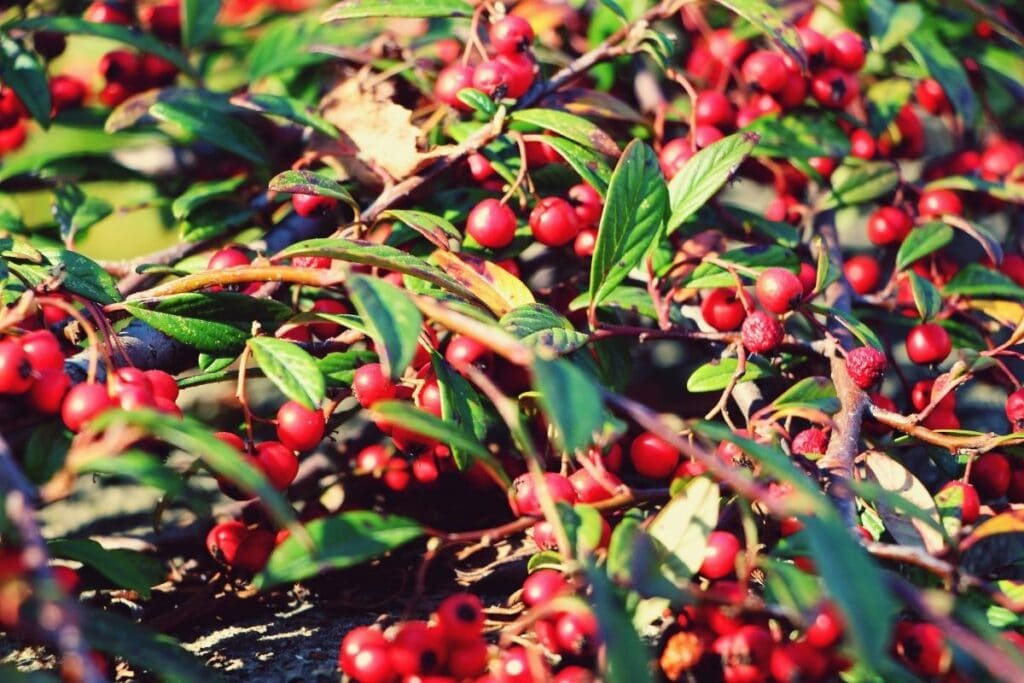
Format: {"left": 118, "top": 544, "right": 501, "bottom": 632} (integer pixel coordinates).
{"left": 867, "top": 404, "right": 1024, "bottom": 454}
{"left": 122, "top": 265, "right": 344, "bottom": 302}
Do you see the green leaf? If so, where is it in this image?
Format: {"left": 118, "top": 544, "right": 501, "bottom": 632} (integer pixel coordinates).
{"left": 11, "top": 17, "right": 196, "bottom": 79}
{"left": 0, "top": 32, "right": 51, "bottom": 128}
{"left": 346, "top": 274, "right": 423, "bottom": 380}
{"left": 850, "top": 478, "right": 947, "bottom": 554}
{"left": 53, "top": 250, "right": 122, "bottom": 305}
{"left": 278, "top": 238, "right": 477, "bottom": 302}
{"left": 684, "top": 245, "right": 798, "bottom": 288}
{"left": 686, "top": 357, "right": 775, "bottom": 393}
{"left": 248, "top": 337, "right": 325, "bottom": 409}
{"left": 586, "top": 562, "right": 655, "bottom": 683}
{"left": 268, "top": 170, "right": 357, "bottom": 210}
{"left": 925, "top": 174, "right": 1024, "bottom": 204}
{"left": 568, "top": 286, "right": 659, "bottom": 319}
{"left": 825, "top": 307, "right": 883, "bottom": 349}
{"left": 588, "top": 140, "right": 667, "bottom": 309}
{"left": 820, "top": 161, "right": 899, "bottom": 209}
{"left": 531, "top": 356, "right": 607, "bottom": 453}
{"left": 78, "top": 450, "right": 207, "bottom": 514}
{"left": 908, "top": 270, "right": 942, "bottom": 321}
{"left": 760, "top": 557, "right": 822, "bottom": 615}
{"left": 125, "top": 293, "right": 292, "bottom": 355}
{"left": 943, "top": 263, "right": 1024, "bottom": 300}
{"left": 23, "top": 422, "right": 70, "bottom": 485}
{"left": 607, "top": 509, "right": 645, "bottom": 581}
{"left": 181, "top": 0, "right": 221, "bottom": 49}
{"left": 180, "top": 202, "right": 254, "bottom": 242}
{"left": 771, "top": 376, "right": 839, "bottom": 413}
{"left": 666, "top": 132, "right": 758, "bottom": 235}
{"left": 559, "top": 504, "right": 607, "bottom": 555}
{"left": 81, "top": 608, "right": 222, "bottom": 682}
{"left": 231, "top": 93, "right": 339, "bottom": 138}
{"left": 322, "top": 0, "right": 474, "bottom": 20}
{"left": 712, "top": 0, "right": 805, "bottom": 67}
{"left": 455, "top": 88, "right": 497, "bottom": 116}
{"left": 746, "top": 114, "right": 850, "bottom": 159}
{"left": 539, "top": 135, "right": 614, "bottom": 196}
{"left": 171, "top": 176, "right": 246, "bottom": 220}
{"left": 647, "top": 477, "right": 719, "bottom": 582}
{"left": 380, "top": 209, "right": 462, "bottom": 252}
{"left": 52, "top": 184, "right": 113, "bottom": 243}
{"left": 257, "top": 511, "right": 423, "bottom": 588}
{"left": 372, "top": 400, "right": 497, "bottom": 466}
{"left": 907, "top": 29, "right": 977, "bottom": 126}
{"left": 150, "top": 100, "right": 267, "bottom": 165}
{"left": 866, "top": 79, "right": 913, "bottom": 136}
{"left": 48, "top": 539, "right": 164, "bottom": 599}
{"left": 501, "top": 303, "right": 589, "bottom": 354}
{"left": 318, "top": 349, "right": 377, "bottom": 386}
{"left": 872, "top": 2, "right": 923, "bottom": 52}
{"left": 430, "top": 353, "right": 492, "bottom": 469}
{"left": 895, "top": 223, "right": 954, "bottom": 271}
{"left": 510, "top": 109, "right": 620, "bottom": 157}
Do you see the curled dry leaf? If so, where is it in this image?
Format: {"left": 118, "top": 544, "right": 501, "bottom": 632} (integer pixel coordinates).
{"left": 863, "top": 450, "right": 945, "bottom": 554}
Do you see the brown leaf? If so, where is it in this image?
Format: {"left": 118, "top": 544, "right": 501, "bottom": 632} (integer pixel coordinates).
{"left": 863, "top": 450, "right": 946, "bottom": 554}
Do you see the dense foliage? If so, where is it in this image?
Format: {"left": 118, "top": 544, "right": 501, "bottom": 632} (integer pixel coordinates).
{"left": 1, "top": 0, "right": 1024, "bottom": 682}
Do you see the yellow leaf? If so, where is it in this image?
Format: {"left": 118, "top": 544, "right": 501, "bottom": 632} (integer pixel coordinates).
{"left": 431, "top": 251, "right": 535, "bottom": 316}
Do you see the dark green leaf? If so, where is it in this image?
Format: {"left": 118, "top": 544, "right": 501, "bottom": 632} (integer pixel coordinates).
{"left": 712, "top": 0, "right": 805, "bottom": 67}
{"left": 11, "top": 17, "right": 196, "bottom": 79}
{"left": 81, "top": 608, "right": 222, "bottom": 682}
{"left": 895, "top": 223, "right": 954, "bottom": 271}
{"left": 719, "top": 205, "right": 800, "bottom": 247}
{"left": 380, "top": 209, "right": 462, "bottom": 252}
{"left": 501, "top": 303, "right": 589, "bottom": 354}
{"left": 52, "top": 250, "right": 122, "bottom": 304}
{"left": 180, "top": 201, "right": 254, "bottom": 242}
{"left": 150, "top": 100, "right": 267, "bottom": 165}
{"left": 318, "top": 349, "right": 377, "bottom": 386}
{"left": 346, "top": 274, "right": 422, "bottom": 380}
{"left": 531, "top": 357, "right": 607, "bottom": 453}
{"left": 760, "top": 557, "right": 822, "bottom": 615}
{"left": 684, "top": 245, "right": 798, "bottom": 289}
{"left": 821, "top": 161, "right": 899, "bottom": 209}
{"left": 322, "top": 0, "right": 474, "bottom": 20}
{"left": 181, "top": 0, "right": 221, "bottom": 49}
{"left": 908, "top": 270, "right": 942, "bottom": 321}
{"left": 23, "top": 422, "right": 70, "bottom": 485}
{"left": 171, "top": 176, "right": 246, "bottom": 220}
{"left": 52, "top": 184, "right": 113, "bottom": 243}
{"left": 871, "top": 2, "right": 923, "bottom": 52}
{"left": 866, "top": 79, "right": 913, "bottom": 136}
{"left": 607, "top": 509, "right": 644, "bottom": 581}
{"left": 647, "top": 477, "right": 719, "bottom": 582}
{"left": 746, "top": 114, "right": 850, "bottom": 159}
{"left": 666, "top": 132, "right": 758, "bottom": 235}
{"left": 125, "top": 293, "right": 292, "bottom": 354}
{"left": 510, "top": 109, "right": 619, "bottom": 157}
{"left": 586, "top": 563, "right": 655, "bottom": 683}
{"left": 249, "top": 337, "right": 325, "bottom": 409}
{"left": 48, "top": 539, "right": 164, "bottom": 599}
{"left": 686, "top": 357, "right": 775, "bottom": 393}
{"left": 539, "top": 135, "right": 614, "bottom": 196}
{"left": 232, "top": 93, "right": 339, "bottom": 138}
{"left": 78, "top": 450, "right": 208, "bottom": 514}
{"left": 456, "top": 88, "right": 497, "bottom": 116}
{"left": 0, "top": 32, "right": 51, "bottom": 128}
{"left": 907, "top": 30, "right": 977, "bottom": 126}
{"left": 568, "top": 286, "right": 659, "bottom": 319}
{"left": 925, "top": 174, "right": 1024, "bottom": 204}
{"left": 430, "top": 353, "right": 492, "bottom": 469}
{"left": 771, "top": 376, "right": 839, "bottom": 413}
{"left": 589, "top": 140, "right": 667, "bottom": 309}
{"left": 268, "top": 170, "right": 357, "bottom": 209}
{"left": 372, "top": 400, "right": 495, "bottom": 465}
{"left": 850, "top": 478, "right": 948, "bottom": 552}
{"left": 824, "top": 307, "right": 883, "bottom": 349}
{"left": 257, "top": 511, "right": 423, "bottom": 588}
{"left": 943, "top": 264, "right": 1024, "bottom": 300}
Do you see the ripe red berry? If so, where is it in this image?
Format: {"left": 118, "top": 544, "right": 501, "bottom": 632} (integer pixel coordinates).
{"left": 741, "top": 51, "right": 788, "bottom": 93}
{"left": 388, "top": 620, "right": 447, "bottom": 676}
{"left": 1006, "top": 388, "right": 1024, "bottom": 432}
{"left": 937, "top": 481, "right": 980, "bottom": 524}
{"left": 446, "top": 637, "right": 489, "bottom": 678}
{"left": 0, "top": 340, "right": 33, "bottom": 394}
{"left": 867, "top": 206, "right": 913, "bottom": 245}
{"left": 434, "top": 64, "right": 475, "bottom": 110}
{"left": 139, "top": 53, "right": 178, "bottom": 87}
{"left": 692, "top": 125, "right": 723, "bottom": 149}
{"left": 276, "top": 401, "right": 326, "bottom": 451}
{"left": 805, "top": 603, "right": 843, "bottom": 648}
{"left": 810, "top": 68, "right": 858, "bottom": 108}
{"left": 466, "top": 199, "right": 517, "bottom": 249}
{"left": 569, "top": 467, "right": 622, "bottom": 503}
{"left": 828, "top": 30, "right": 866, "bottom": 72}
{"left": 778, "top": 71, "right": 808, "bottom": 108}
{"left": 507, "top": 472, "right": 577, "bottom": 516}
{"left": 554, "top": 609, "right": 598, "bottom": 656}
{"left": 694, "top": 90, "right": 735, "bottom": 128}
{"left": 969, "top": 452, "right": 1011, "bottom": 500}
{"left": 567, "top": 183, "right": 602, "bottom": 227}
{"left": 291, "top": 193, "right": 338, "bottom": 217}
{"left": 496, "top": 53, "right": 535, "bottom": 98}
{"left": 489, "top": 15, "right": 535, "bottom": 55}
{"left": 472, "top": 59, "right": 515, "bottom": 98}
{"left": 344, "top": 640, "right": 396, "bottom": 683}
{"left": 573, "top": 229, "right": 597, "bottom": 258}
{"left": 629, "top": 432, "right": 680, "bottom": 479}
{"left": 529, "top": 197, "right": 580, "bottom": 247}
{"left": 61, "top": 382, "right": 114, "bottom": 431}
{"left": 20, "top": 330, "right": 64, "bottom": 372}
{"left": 922, "top": 408, "right": 960, "bottom": 431}
{"left": 797, "top": 27, "right": 833, "bottom": 68}
{"left": 791, "top": 427, "right": 828, "bottom": 457}
{"left": 917, "top": 189, "right": 962, "bottom": 218}
{"left": 467, "top": 153, "right": 494, "bottom": 181}
{"left": 713, "top": 625, "right": 772, "bottom": 683}
{"left": 142, "top": 2, "right": 181, "bottom": 43}
{"left": 700, "top": 287, "right": 751, "bottom": 331}
{"left": 207, "top": 245, "right": 250, "bottom": 270}
{"left": 49, "top": 75, "right": 88, "bottom": 114}
{"left": 979, "top": 141, "right": 1024, "bottom": 181}
{"left": 755, "top": 267, "right": 804, "bottom": 314}
{"left": 769, "top": 641, "right": 830, "bottom": 683}
{"left": 658, "top": 137, "right": 695, "bottom": 179}
{"left": 700, "top": 530, "right": 741, "bottom": 579}
{"left": 896, "top": 622, "right": 951, "bottom": 678}
{"left": 911, "top": 379, "right": 955, "bottom": 413}
{"left": 85, "top": 1, "right": 132, "bottom": 25}
{"left": 254, "top": 441, "right": 299, "bottom": 490}
{"left": 846, "top": 346, "right": 887, "bottom": 390}
{"left": 307, "top": 298, "right": 348, "bottom": 340}
{"left": 905, "top": 323, "right": 952, "bottom": 365}
{"left": 30, "top": 370, "right": 70, "bottom": 414}
{"left": 843, "top": 255, "right": 881, "bottom": 294}
{"left": 144, "top": 369, "right": 179, "bottom": 402}
{"left": 741, "top": 311, "right": 784, "bottom": 354}
{"left": 206, "top": 520, "right": 247, "bottom": 566}
{"left": 522, "top": 568, "right": 570, "bottom": 607}
{"left": 445, "top": 335, "right": 492, "bottom": 370}
{"left": 916, "top": 78, "right": 949, "bottom": 114}
{"left": 436, "top": 593, "right": 484, "bottom": 643}
{"left": 797, "top": 262, "right": 817, "bottom": 298}
{"left": 338, "top": 626, "right": 388, "bottom": 674}
{"left": 849, "top": 128, "right": 876, "bottom": 159}
{"left": 352, "top": 363, "right": 398, "bottom": 407}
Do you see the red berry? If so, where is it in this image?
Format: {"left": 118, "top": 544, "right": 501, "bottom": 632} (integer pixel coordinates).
{"left": 308, "top": 298, "right": 348, "bottom": 340}
{"left": 712, "top": 625, "right": 772, "bottom": 683}
{"left": 867, "top": 206, "right": 913, "bottom": 245}
{"left": 85, "top": 1, "right": 132, "bottom": 25}
{"left": 0, "top": 340, "right": 33, "bottom": 394}
{"left": 0, "top": 89, "right": 25, "bottom": 128}
{"left": 567, "top": 183, "right": 602, "bottom": 227}
{"left": 98, "top": 82, "right": 132, "bottom": 108}
{"left": 467, "top": 153, "right": 494, "bottom": 181}
{"left": 496, "top": 53, "right": 535, "bottom": 98}
{"left": 466, "top": 199, "right": 517, "bottom": 249}
{"left": 254, "top": 441, "right": 299, "bottom": 490}
{"left": 797, "top": 262, "right": 817, "bottom": 298}
{"left": 388, "top": 620, "right": 447, "bottom": 676}
{"left": 339, "top": 626, "right": 388, "bottom": 673}
{"left": 529, "top": 197, "right": 580, "bottom": 247}
{"left": 99, "top": 49, "right": 142, "bottom": 87}
{"left": 658, "top": 137, "right": 694, "bottom": 179}
{"left": 828, "top": 31, "right": 866, "bottom": 72}
{"left": 769, "top": 641, "right": 830, "bottom": 683}
{"left": 896, "top": 622, "right": 951, "bottom": 678}
{"left": 416, "top": 377, "right": 443, "bottom": 418}
{"left": 139, "top": 53, "right": 178, "bottom": 87}
{"left": 629, "top": 431, "right": 680, "bottom": 479}
{"left": 435, "top": 64, "right": 475, "bottom": 110}
{"left": 49, "top": 75, "right": 88, "bottom": 114}
{"left": 352, "top": 363, "right": 397, "bottom": 407}
{"left": 791, "top": 427, "right": 828, "bottom": 457}
{"left": 30, "top": 370, "right": 70, "bottom": 414}
{"left": 446, "top": 638, "right": 489, "bottom": 678}
{"left": 937, "top": 481, "right": 980, "bottom": 524}
{"left": 849, "top": 128, "right": 876, "bottom": 159}
{"left": 846, "top": 346, "right": 887, "bottom": 389}
{"left": 700, "top": 287, "right": 751, "bottom": 331}
{"left": 917, "top": 189, "right": 962, "bottom": 218}
{"left": 694, "top": 90, "right": 735, "bottom": 128}
{"left": 692, "top": 125, "right": 724, "bottom": 149}
{"left": 573, "top": 229, "right": 597, "bottom": 258}
{"left": 741, "top": 51, "right": 788, "bottom": 93}
{"left": 569, "top": 467, "right": 622, "bottom": 503}
{"left": 436, "top": 593, "right": 484, "bottom": 643}
{"left": 805, "top": 603, "right": 843, "bottom": 648}
{"left": 969, "top": 452, "right": 1011, "bottom": 500}
{"left": 777, "top": 71, "right": 808, "bottom": 108}
{"left": 1001, "top": 254, "right": 1024, "bottom": 287}
{"left": 797, "top": 27, "right": 833, "bottom": 69}
{"left": 522, "top": 569, "right": 570, "bottom": 607}
{"left": 61, "top": 382, "right": 114, "bottom": 432}
{"left": 810, "top": 68, "right": 858, "bottom": 109}
{"left": 755, "top": 267, "right": 803, "bottom": 314}
{"left": 843, "top": 254, "right": 881, "bottom": 294}
{"left": 507, "top": 472, "right": 577, "bottom": 516}
{"left": 206, "top": 520, "right": 247, "bottom": 565}
{"left": 445, "top": 335, "right": 492, "bottom": 370}
{"left": 20, "top": 330, "right": 65, "bottom": 373}
{"left": 905, "top": 323, "right": 952, "bottom": 365}
{"left": 741, "top": 311, "right": 784, "bottom": 354}
{"left": 911, "top": 379, "right": 955, "bottom": 412}
{"left": 916, "top": 78, "right": 949, "bottom": 114}
{"left": 554, "top": 609, "right": 598, "bottom": 656}
{"left": 145, "top": 369, "right": 179, "bottom": 402}
{"left": 291, "top": 193, "right": 338, "bottom": 217}
{"left": 119, "top": 383, "right": 157, "bottom": 411}
{"left": 207, "top": 246, "right": 250, "bottom": 270}
{"left": 489, "top": 15, "right": 535, "bottom": 55}
{"left": 922, "top": 408, "right": 960, "bottom": 431}
{"left": 1007, "top": 459, "right": 1024, "bottom": 503}
{"left": 1006, "top": 388, "right": 1024, "bottom": 432}
{"left": 354, "top": 444, "right": 390, "bottom": 474}
{"left": 979, "top": 141, "right": 1024, "bottom": 181}
{"left": 496, "top": 646, "right": 543, "bottom": 683}
{"left": 700, "top": 530, "right": 741, "bottom": 579}
{"left": 142, "top": 2, "right": 181, "bottom": 43}
{"left": 346, "top": 641, "right": 396, "bottom": 683}
{"left": 472, "top": 59, "right": 515, "bottom": 98}
{"left": 276, "top": 400, "right": 326, "bottom": 451}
